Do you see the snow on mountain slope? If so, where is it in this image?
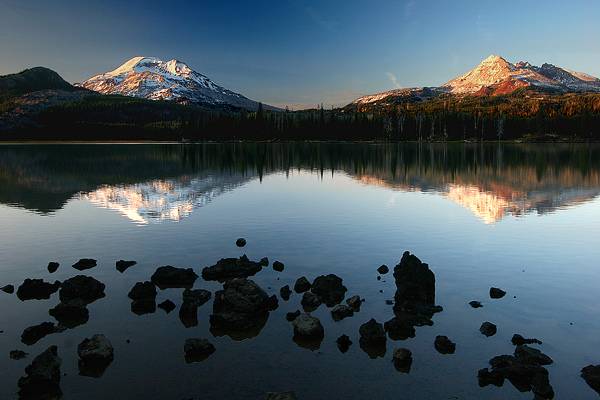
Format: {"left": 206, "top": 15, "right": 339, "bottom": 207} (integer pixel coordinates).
{"left": 78, "top": 56, "right": 272, "bottom": 110}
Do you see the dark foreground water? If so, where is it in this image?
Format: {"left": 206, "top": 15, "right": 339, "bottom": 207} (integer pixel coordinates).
{"left": 1, "top": 143, "right": 600, "bottom": 400}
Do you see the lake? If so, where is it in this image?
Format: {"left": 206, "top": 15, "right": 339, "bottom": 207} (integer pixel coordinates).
{"left": 1, "top": 142, "right": 600, "bottom": 400}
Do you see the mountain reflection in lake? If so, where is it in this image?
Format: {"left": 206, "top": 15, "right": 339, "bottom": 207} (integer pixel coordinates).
{"left": 1, "top": 143, "right": 600, "bottom": 400}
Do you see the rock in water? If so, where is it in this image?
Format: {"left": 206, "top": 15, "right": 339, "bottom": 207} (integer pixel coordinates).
{"left": 346, "top": 295, "right": 363, "bottom": 310}
{"left": 292, "top": 314, "right": 324, "bottom": 340}
{"left": 47, "top": 262, "right": 59, "bottom": 273}
{"left": 21, "top": 322, "right": 64, "bottom": 345}
{"left": 210, "top": 278, "right": 277, "bottom": 338}
{"left": 18, "top": 345, "right": 62, "bottom": 399}
{"left": 16, "top": 279, "right": 61, "bottom": 301}
{"left": 1, "top": 284, "right": 15, "bottom": 294}
{"left": 511, "top": 334, "right": 542, "bottom": 346}
{"left": 336, "top": 334, "right": 352, "bottom": 353}
{"left": 286, "top": 310, "right": 301, "bottom": 321}
{"left": 151, "top": 266, "right": 198, "bottom": 289}
{"left": 59, "top": 275, "right": 105, "bottom": 304}
{"left": 201, "top": 256, "right": 262, "bottom": 281}
{"left": 434, "top": 336, "right": 456, "bottom": 354}
{"left": 49, "top": 299, "right": 89, "bottom": 328}
{"left": 301, "top": 292, "right": 321, "bottom": 311}
{"left": 469, "top": 301, "right": 483, "bottom": 308}
{"left": 72, "top": 258, "right": 97, "bottom": 271}
{"left": 311, "top": 274, "right": 347, "bottom": 306}
{"left": 259, "top": 257, "right": 269, "bottom": 266}
{"left": 377, "top": 264, "right": 389, "bottom": 274}
{"left": 489, "top": 287, "right": 506, "bottom": 299}
{"left": 294, "top": 277, "right": 311, "bottom": 293}
{"left": 235, "top": 238, "right": 247, "bottom": 247}
{"left": 581, "top": 365, "right": 600, "bottom": 395}
{"left": 265, "top": 392, "right": 297, "bottom": 400}
{"left": 184, "top": 338, "right": 215, "bottom": 363}
{"left": 359, "top": 319, "right": 386, "bottom": 358}
{"left": 157, "top": 299, "right": 176, "bottom": 314}
{"left": 10, "top": 350, "right": 28, "bottom": 360}
{"left": 115, "top": 260, "right": 136, "bottom": 273}
{"left": 480, "top": 322, "right": 497, "bottom": 337}
{"left": 280, "top": 285, "right": 292, "bottom": 301}
{"left": 128, "top": 281, "right": 157, "bottom": 300}
{"left": 392, "top": 348, "right": 413, "bottom": 373}
{"left": 77, "top": 334, "right": 114, "bottom": 377}
{"left": 514, "top": 345, "right": 553, "bottom": 366}
{"left": 331, "top": 304, "right": 354, "bottom": 321}
{"left": 273, "top": 261, "right": 285, "bottom": 272}
{"left": 384, "top": 317, "right": 416, "bottom": 340}
{"left": 179, "top": 289, "right": 212, "bottom": 328}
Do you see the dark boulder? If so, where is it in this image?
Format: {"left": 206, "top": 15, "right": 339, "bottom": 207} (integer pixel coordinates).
{"left": 490, "top": 287, "right": 506, "bottom": 299}
{"left": 480, "top": 322, "right": 497, "bottom": 337}
{"left": 59, "top": 275, "right": 105, "bottom": 304}
{"left": 392, "top": 348, "right": 413, "bottom": 373}
{"left": 331, "top": 304, "right": 354, "bottom": 321}
{"left": 115, "top": 260, "right": 136, "bottom": 273}
{"left": 346, "top": 295, "right": 363, "bottom": 310}
{"left": 273, "top": 261, "right": 285, "bottom": 272}
{"left": 512, "top": 334, "right": 542, "bottom": 346}
{"left": 72, "top": 258, "right": 97, "bottom": 271}
{"left": 514, "top": 345, "right": 553, "bottom": 366}
{"left": 10, "top": 350, "right": 28, "bottom": 360}
{"left": 151, "top": 266, "right": 198, "bottom": 289}
{"left": 235, "top": 238, "right": 247, "bottom": 247}
{"left": 184, "top": 338, "right": 215, "bottom": 363}
{"left": 49, "top": 299, "right": 89, "bottom": 328}
{"left": 201, "top": 256, "right": 262, "bottom": 281}
{"left": 581, "top": 365, "right": 600, "bottom": 395}
{"left": 179, "top": 289, "right": 211, "bottom": 327}
{"left": 293, "top": 276, "right": 311, "bottom": 293}
{"left": 157, "top": 299, "right": 176, "bottom": 313}
{"left": 469, "top": 301, "right": 483, "bottom": 308}
{"left": 21, "top": 322, "right": 64, "bottom": 345}
{"left": 286, "top": 310, "right": 301, "bottom": 321}
{"left": 292, "top": 313, "right": 324, "bottom": 350}
{"left": 384, "top": 317, "right": 416, "bottom": 340}
{"left": 393, "top": 251, "right": 436, "bottom": 306}
{"left": 47, "top": 262, "right": 59, "bottom": 273}
{"left": 359, "top": 319, "right": 386, "bottom": 358}
{"left": 259, "top": 257, "right": 269, "bottom": 267}
{"left": 1, "top": 284, "right": 15, "bottom": 294}
{"left": 18, "top": 345, "right": 62, "bottom": 400}
{"left": 131, "top": 299, "right": 156, "bottom": 316}
{"left": 280, "top": 285, "right": 292, "bottom": 301}
{"left": 128, "top": 281, "right": 157, "bottom": 300}
{"left": 183, "top": 288, "right": 211, "bottom": 307}
{"left": 17, "top": 279, "right": 60, "bottom": 301}
{"left": 301, "top": 291, "right": 321, "bottom": 311}
{"left": 434, "top": 335, "right": 456, "bottom": 354}
{"left": 336, "top": 334, "right": 352, "bottom": 353}
{"left": 377, "top": 264, "right": 389, "bottom": 274}
{"left": 77, "top": 334, "right": 114, "bottom": 378}
{"left": 311, "top": 274, "right": 347, "bottom": 307}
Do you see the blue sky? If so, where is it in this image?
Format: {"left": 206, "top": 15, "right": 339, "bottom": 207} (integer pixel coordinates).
{"left": 1, "top": 0, "right": 599, "bottom": 108}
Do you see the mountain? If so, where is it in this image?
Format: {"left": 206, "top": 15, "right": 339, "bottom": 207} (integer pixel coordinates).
{"left": 353, "top": 55, "right": 600, "bottom": 104}
{"left": 0, "top": 67, "right": 77, "bottom": 101}
{"left": 78, "top": 56, "right": 273, "bottom": 111}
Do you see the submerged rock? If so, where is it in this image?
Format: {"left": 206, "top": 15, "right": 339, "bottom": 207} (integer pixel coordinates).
{"left": 280, "top": 285, "right": 292, "bottom": 301}
{"left": 581, "top": 365, "right": 600, "bottom": 395}
{"left": 49, "top": 299, "right": 89, "bottom": 328}
{"left": 286, "top": 310, "right": 301, "bottom": 322}
{"left": 235, "top": 238, "right": 247, "bottom": 247}
{"left": 21, "top": 322, "right": 64, "bottom": 346}
{"left": 201, "top": 256, "right": 262, "bottom": 281}
{"left": 18, "top": 345, "right": 62, "bottom": 400}
{"left": 336, "top": 334, "right": 352, "bottom": 353}
{"left": 392, "top": 348, "right": 413, "bottom": 373}
{"left": 265, "top": 392, "right": 297, "bottom": 400}
{"left": 293, "top": 277, "right": 311, "bottom": 293}
{"left": 480, "top": 322, "right": 497, "bottom": 337}
{"left": 311, "top": 274, "right": 347, "bottom": 307}
{"left": 210, "top": 278, "right": 277, "bottom": 337}
{"left": 489, "top": 287, "right": 506, "bottom": 299}
{"left": 273, "top": 261, "right": 285, "bottom": 272}
{"left": 469, "top": 301, "right": 483, "bottom": 308}
{"left": 78, "top": 334, "right": 114, "bottom": 378}
{"left": 10, "top": 350, "right": 28, "bottom": 360}
{"left": 377, "top": 265, "right": 389, "bottom": 274}
{"left": 151, "top": 266, "right": 198, "bottom": 289}
{"left": 115, "top": 260, "right": 137, "bottom": 273}
{"left": 346, "top": 295, "right": 363, "bottom": 310}
{"left": 301, "top": 291, "right": 321, "bottom": 311}
{"left": 16, "top": 279, "right": 60, "bottom": 301}
{"left": 1, "top": 284, "right": 15, "bottom": 294}
{"left": 72, "top": 258, "right": 97, "bottom": 271}
{"left": 184, "top": 338, "right": 215, "bottom": 363}
{"left": 434, "top": 336, "right": 456, "bottom": 354}
{"left": 47, "top": 262, "right": 59, "bottom": 274}
{"left": 157, "top": 299, "right": 176, "bottom": 314}
{"left": 59, "top": 275, "right": 105, "bottom": 304}
{"left": 359, "top": 319, "right": 386, "bottom": 358}
{"left": 331, "top": 304, "right": 354, "bottom": 321}
{"left": 511, "top": 334, "right": 542, "bottom": 346}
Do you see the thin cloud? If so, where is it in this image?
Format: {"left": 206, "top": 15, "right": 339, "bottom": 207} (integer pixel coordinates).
{"left": 386, "top": 72, "right": 402, "bottom": 89}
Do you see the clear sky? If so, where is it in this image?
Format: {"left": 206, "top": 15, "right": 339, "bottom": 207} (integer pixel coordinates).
{"left": 1, "top": 0, "right": 599, "bottom": 108}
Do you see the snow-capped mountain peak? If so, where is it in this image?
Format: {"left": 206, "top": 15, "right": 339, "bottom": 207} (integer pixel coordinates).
{"left": 78, "top": 56, "right": 272, "bottom": 110}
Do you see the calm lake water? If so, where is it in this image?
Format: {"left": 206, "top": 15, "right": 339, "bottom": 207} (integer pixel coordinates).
{"left": 1, "top": 143, "right": 600, "bottom": 399}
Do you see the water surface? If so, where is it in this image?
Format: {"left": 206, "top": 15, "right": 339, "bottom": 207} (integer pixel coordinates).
{"left": 1, "top": 143, "right": 600, "bottom": 399}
